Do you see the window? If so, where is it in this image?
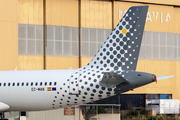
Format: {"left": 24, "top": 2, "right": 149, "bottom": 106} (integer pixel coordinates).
{"left": 17, "top": 83, "right": 19, "bottom": 86}
{"left": 54, "top": 82, "right": 57, "bottom": 86}
{"left": 81, "top": 27, "right": 111, "bottom": 57}
{"left": 46, "top": 26, "right": 79, "bottom": 57}
{"left": 160, "top": 94, "right": 172, "bottom": 99}
{"left": 13, "top": 83, "right": 15, "bottom": 86}
{"left": 0, "top": 83, "right": 1, "bottom": 86}
{"left": 26, "top": 82, "right": 28, "bottom": 86}
{"left": 45, "top": 82, "right": 47, "bottom": 86}
{"left": 35, "top": 82, "right": 38, "bottom": 86}
{"left": 4, "top": 83, "right": 6, "bottom": 86}
{"left": 19, "top": 24, "right": 79, "bottom": 57}
{"left": 18, "top": 24, "right": 43, "bottom": 55}
{"left": 40, "top": 82, "right": 42, "bottom": 86}
{"left": 146, "top": 94, "right": 159, "bottom": 99}
{"left": 49, "top": 82, "right": 52, "bottom": 86}
{"left": 139, "top": 31, "right": 180, "bottom": 61}
{"left": 22, "top": 83, "right": 24, "bottom": 86}
{"left": 8, "top": 83, "right": 10, "bottom": 86}
{"left": 31, "top": 82, "right": 33, "bottom": 86}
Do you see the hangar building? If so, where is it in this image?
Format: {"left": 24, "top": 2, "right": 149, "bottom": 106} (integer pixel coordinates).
{"left": 0, "top": 0, "right": 180, "bottom": 120}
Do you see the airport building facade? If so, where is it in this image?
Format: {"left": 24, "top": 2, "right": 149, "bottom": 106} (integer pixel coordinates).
{"left": 1, "top": 0, "right": 180, "bottom": 119}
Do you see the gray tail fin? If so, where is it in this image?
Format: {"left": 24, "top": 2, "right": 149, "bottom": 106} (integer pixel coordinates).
{"left": 83, "top": 6, "right": 148, "bottom": 71}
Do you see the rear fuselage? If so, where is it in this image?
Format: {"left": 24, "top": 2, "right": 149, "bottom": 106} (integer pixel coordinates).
{"left": 0, "top": 69, "right": 154, "bottom": 111}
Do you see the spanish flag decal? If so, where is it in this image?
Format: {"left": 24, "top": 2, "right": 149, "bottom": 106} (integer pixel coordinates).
{"left": 47, "top": 87, "right": 51, "bottom": 91}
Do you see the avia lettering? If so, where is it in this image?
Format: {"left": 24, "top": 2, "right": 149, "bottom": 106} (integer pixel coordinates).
{"left": 119, "top": 9, "right": 170, "bottom": 23}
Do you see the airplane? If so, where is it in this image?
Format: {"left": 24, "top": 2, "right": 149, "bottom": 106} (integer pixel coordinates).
{"left": 0, "top": 6, "right": 174, "bottom": 120}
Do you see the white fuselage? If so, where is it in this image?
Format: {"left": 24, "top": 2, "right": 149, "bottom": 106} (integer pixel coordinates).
{"left": 0, "top": 69, "right": 115, "bottom": 111}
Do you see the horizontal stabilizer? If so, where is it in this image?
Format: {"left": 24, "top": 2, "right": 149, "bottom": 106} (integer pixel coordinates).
{"left": 157, "top": 75, "right": 175, "bottom": 80}
{"left": 100, "top": 72, "right": 129, "bottom": 88}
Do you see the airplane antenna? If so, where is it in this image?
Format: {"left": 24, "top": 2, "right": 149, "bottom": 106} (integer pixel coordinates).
{"left": 14, "top": 67, "right": 18, "bottom": 71}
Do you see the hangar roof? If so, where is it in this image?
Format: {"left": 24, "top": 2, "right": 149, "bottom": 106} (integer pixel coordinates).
{"left": 115, "top": 0, "right": 180, "bottom": 6}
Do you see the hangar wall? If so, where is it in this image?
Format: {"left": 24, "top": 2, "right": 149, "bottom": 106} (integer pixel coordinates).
{"left": 18, "top": 0, "right": 79, "bottom": 70}
{"left": 0, "top": 0, "right": 18, "bottom": 70}
{"left": 45, "top": 0, "right": 79, "bottom": 70}
{"left": 123, "top": 0, "right": 180, "bottom": 6}
{"left": 80, "top": 0, "right": 112, "bottom": 66}
{"left": 18, "top": 0, "right": 44, "bottom": 70}
{"left": 1, "top": 0, "right": 180, "bottom": 105}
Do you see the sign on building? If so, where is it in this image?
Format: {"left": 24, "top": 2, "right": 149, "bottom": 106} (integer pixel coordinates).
{"left": 64, "top": 107, "right": 75, "bottom": 115}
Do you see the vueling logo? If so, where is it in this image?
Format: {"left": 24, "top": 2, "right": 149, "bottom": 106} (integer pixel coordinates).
{"left": 119, "top": 9, "right": 170, "bottom": 23}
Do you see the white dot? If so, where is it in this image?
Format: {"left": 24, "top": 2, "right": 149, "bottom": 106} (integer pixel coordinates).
{"left": 127, "top": 66, "right": 129, "bottom": 68}
{"left": 129, "top": 17, "right": 132, "bottom": 20}
{"left": 138, "top": 25, "right": 140, "bottom": 27}
{"left": 137, "top": 17, "right": 139, "bottom": 18}
{"left": 134, "top": 58, "right": 136, "bottom": 60}
{"left": 136, "top": 45, "right": 138, "bottom": 47}
{"left": 133, "top": 21, "right": 136, "bottom": 23}
{"left": 130, "top": 62, "right": 133, "bottom": 64}
{"left": 132, "top": 41, "right": 134, "bottom": 44}
{"left": 129, "top": 54, "right": 132, "bottom": 56}
{"left": 133, "top": 13, "right": 135, "bottom": 15}
{"left": 134, "top": 29, "right": 137, "bottom": 31}
{"left": 133, "top": 49, "right": 135, "bottom": 52}
{"left": 131, "top": 33, "right": 133, "bottom": 36}
{"left": 137, "top": 9, "right": 138, "bottom": 10}
{"left": 135, "top": 37, "right": 137, "bottom": 39}
{"left": 139, "top": 33, "right": 141, "bottom": 34}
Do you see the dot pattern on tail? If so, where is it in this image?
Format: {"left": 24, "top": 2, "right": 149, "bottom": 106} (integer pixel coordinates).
{"left": 56, "top": 6, "right": 148, "bottom": 109}
{"left": 83, "top": 6, "right": 146, "bottom": 71}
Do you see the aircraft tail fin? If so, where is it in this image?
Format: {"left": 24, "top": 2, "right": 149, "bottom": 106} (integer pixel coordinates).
{"left": 83, "top": 6, "right": 148, "bottom": 71}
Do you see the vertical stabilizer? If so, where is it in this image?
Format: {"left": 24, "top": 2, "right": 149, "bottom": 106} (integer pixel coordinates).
{"left": 83, "top": 6, "right": 148, "bottom": 71}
